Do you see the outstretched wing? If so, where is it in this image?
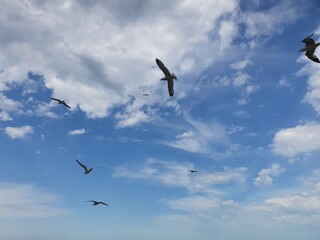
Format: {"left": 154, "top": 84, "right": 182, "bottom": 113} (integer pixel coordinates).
{"left": 63, "top": 102, "right": 71, "bottom": 108}
{"left": 156, "top": 58, "right": 171, "bottom": 77}
{"left": 302, "top": 33, "right": 315, "bottom": 46}
{"left": 306, "top": 52, "right": 320, "bottom": 63}
{"left": 51, "top": 97, "right": 60, "bottom": 102}
{"left": 167, "top": 79, "right": 174, "bottom": 96}
{"left": 76, "top": 159, "right": 88, "bottom": 171}
{"left": 99, "top": 201, "right": 109, "bottom": 206}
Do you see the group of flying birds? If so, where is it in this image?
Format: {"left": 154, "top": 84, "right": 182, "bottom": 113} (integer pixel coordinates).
{"left": 73, "top": 159, "right": 197, "bottom": 206}
{"left": 48, "top": 34, "right": 318, "bottom": 206}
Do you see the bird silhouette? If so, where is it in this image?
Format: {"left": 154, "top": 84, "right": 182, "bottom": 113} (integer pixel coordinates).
{"left": 299, "top": 33, "right": 320, "bottom": 63}
{"left": 76, "top": 159, "right": 94, "bottom": 174}
{"left": 51, "top": 97, "right": 71, "bottom": 108}
{"left": 188, "top": 169, "right": 198, "bottom": 174}
{"left": 86, "top": 200, "right": 109, "bottom": 206}
{"left": 142, "top": 93, "right": 150, "bottom": 96}
{"left": 156, "top": 58, "right": 177, "bottom": 96}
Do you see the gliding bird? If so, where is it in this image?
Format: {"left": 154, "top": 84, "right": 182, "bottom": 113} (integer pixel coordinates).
{"left": 188, "top": 169, "right": 198, "bottom": 174}
{"left": 76, "top": 159, "right": 103, "bottom": 175}
{"left": 51, "top": 97, "right": 71, "bottom": 108}
{"left": 299, "top": 33, "right": 320, "bottom": 63}
{"left": 86, "top": 200, "right": 109, "bottom": 206}
{"left": 156, "top": 58, "right": 177, "bottom": 96}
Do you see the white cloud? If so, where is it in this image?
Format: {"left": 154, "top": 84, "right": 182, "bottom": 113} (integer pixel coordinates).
{"left": 0, "top": 0, "right": 240, "bottom": 125}
{"left": 278, "top": 76, "right": 291, "bottom": 88}
{"left": 265, "top": 195, "right": 320, "bottom": 212}
{"left": 5, "top": 125, "right": 33, "bottom": 139}
{"left": 230, "top": 59, "right": 252, "bottom": 70}
{"left": 243, "top": 1, "right": 304, "bottom": 48}
{"left": 272, "top": 122, "right": 320, "bottom": 157}
{"left": 219, "top": 20, "right": 238, "bottom": 50}
{"left": 163, "top": 112, "right": 232, "bottom": 156}
{"left": 254, "top": 164, "right": 285, "bottom": 187}
{"left": 298, "top": 51, "right": 320, "bottom": 114}
{"left": 0, "top": 111, "right": 12, "bottom": 121}
{"left": 233, "top": 72, "right": 251, "bottom": 87}
{"left": 0, "top": 182, "right": 68, "bottom": 217}
{"left": 114, "top": 159, "right": 247, "bottom": 193}
{"left": 165, "top": 130, "right": 207, "bottom": 153}
{"left": 0, "top": 93, "right": 22, "bottom": 112}
{"left": 115, "top": 109, "right": 152, "bottom": 128}
{"left": 68, "top": 128, "right": 86, "bottom": 136}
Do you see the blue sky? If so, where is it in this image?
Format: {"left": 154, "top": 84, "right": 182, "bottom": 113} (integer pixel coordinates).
{"left": 1, "top": 0, "right": 320, "bottom": 239}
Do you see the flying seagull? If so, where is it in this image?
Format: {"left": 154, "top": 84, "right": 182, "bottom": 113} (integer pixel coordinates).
{"left": 188, "top": 169, "right": 198, "bottom": 174}
{"left": 142, "top": 93, "right": 150, "bottom": 96}
{"left": 299, "top": 33, "right": 320, "bottom": 63}
{"left": 155, "top": 58, "right": 177, "bottom": 96}
{"left": 76, "top": 159, "right": 103, "bottom": 174}
{"left": 86, "top": 200, "right": 109, "bottom": 206}
{"left": 51, "top": 97, "right": 71, "bottom": 108}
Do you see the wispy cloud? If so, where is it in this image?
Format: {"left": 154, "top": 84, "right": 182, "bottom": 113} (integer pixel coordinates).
{"left": 0, "top": 182, "right": 68, "bottom": 217}
{"left": 230, "top": 58, "right": 252, "bottom": 70}
{"left": 0, "top": 111, "right": 12, "bottom": 121}
{"left": 254, "top": 164, "right": 285, "bottom": 187}
{"left": 163, "top": 195, "right": 219, "bottom": 213}
{"left": 114, "top": 159, "right": 247, "bottom": 193}
{"left": 5, "top": 125, "right": 33, "bottom": 139}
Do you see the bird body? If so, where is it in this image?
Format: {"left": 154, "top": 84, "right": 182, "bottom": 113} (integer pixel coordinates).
{"left": 299, "top": 33, "right": 320, "bottom": 63}
{"left": 87, "top": 200, "right": 109, "bottom": 206}
{"left": 51, "top": 97, "right": 71, "bottom": 108}
{"left": 156, "top": 58, "right": 177, "bottom": 96}
{"left": 188, "top": 169, "right": 198, "bottom": 174}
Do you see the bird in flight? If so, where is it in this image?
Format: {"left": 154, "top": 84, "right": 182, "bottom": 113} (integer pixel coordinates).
{"left": 76, "top": 159, "right": 103, "bottom": 174}
{"left": 299, "top": 33, "right": 320, "bottom": 63}
{"left": 51, "top": 97, "right": 71, "bottom": 108}
{"left": 142, "top": 93, "right": 150, "bottom": 96}
{"left": 188, "top": 169, "right": 198, "bottom": 174}
{"left": 155, "top": 58, "right": 177, "bottom": 96}
{"left": 86, "top": 200, "right": 109, "bottom": 206}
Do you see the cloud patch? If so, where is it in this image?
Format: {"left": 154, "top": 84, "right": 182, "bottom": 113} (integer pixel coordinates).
{"left": 254, "top": 164, "right": 285, "bottom": 187}
{"left": 272, "top": 122, "right": 320, "bottom": 157}
{"left": 0, "top": 182, "right": 68, "bottom": 217}
{"left": 68, "top": 128, "right": 86, "bottom": 136}
{"left": 5, "top": 125, "right": 33, "bottom": 139}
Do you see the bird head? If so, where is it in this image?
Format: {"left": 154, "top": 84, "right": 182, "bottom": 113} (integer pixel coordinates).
{"left": 172, "top": 73, "right": 177, "bottom": 80}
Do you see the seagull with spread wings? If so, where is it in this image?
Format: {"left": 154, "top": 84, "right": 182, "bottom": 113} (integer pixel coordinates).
{"left": 86, "top": 200, "right": 109, "bottom": 206}
{"left": 51, "top": 97, "right": 71, "bottom": 108}
{"left": 188, "top": 169, "right": 198, "bottom": 174}
{"left": 156, "top": 58, "right": 177, "bottom": 96}
{"left": 299, "top": 33, "right": 320, "bottom": 63}
{"left": 76, "top": 159, "right": 103, "bottom": 175}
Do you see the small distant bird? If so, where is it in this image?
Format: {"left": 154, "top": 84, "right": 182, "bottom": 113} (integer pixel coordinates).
{"left": 86, "top": 200, "right": 109, "bottom": 206}
{"left": 299, "top": 33, "right": 320, "bottom": 63}
{"left": 156, "top": 58, "right": 177, "bottom": 96}
{"left": 76, "top": 159, "right": 104, "bottom": 175}
{"left": 51, "top": 97, "right": 71, "bottom": 108}
{"left": 188, "top": 169, "right": 198, "bottom": 174}
{"left": 76, "top": 159, "right": 93, "bottom": 174}
{"left": 142, "top": 93, "right": 150, "bottom": 96}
